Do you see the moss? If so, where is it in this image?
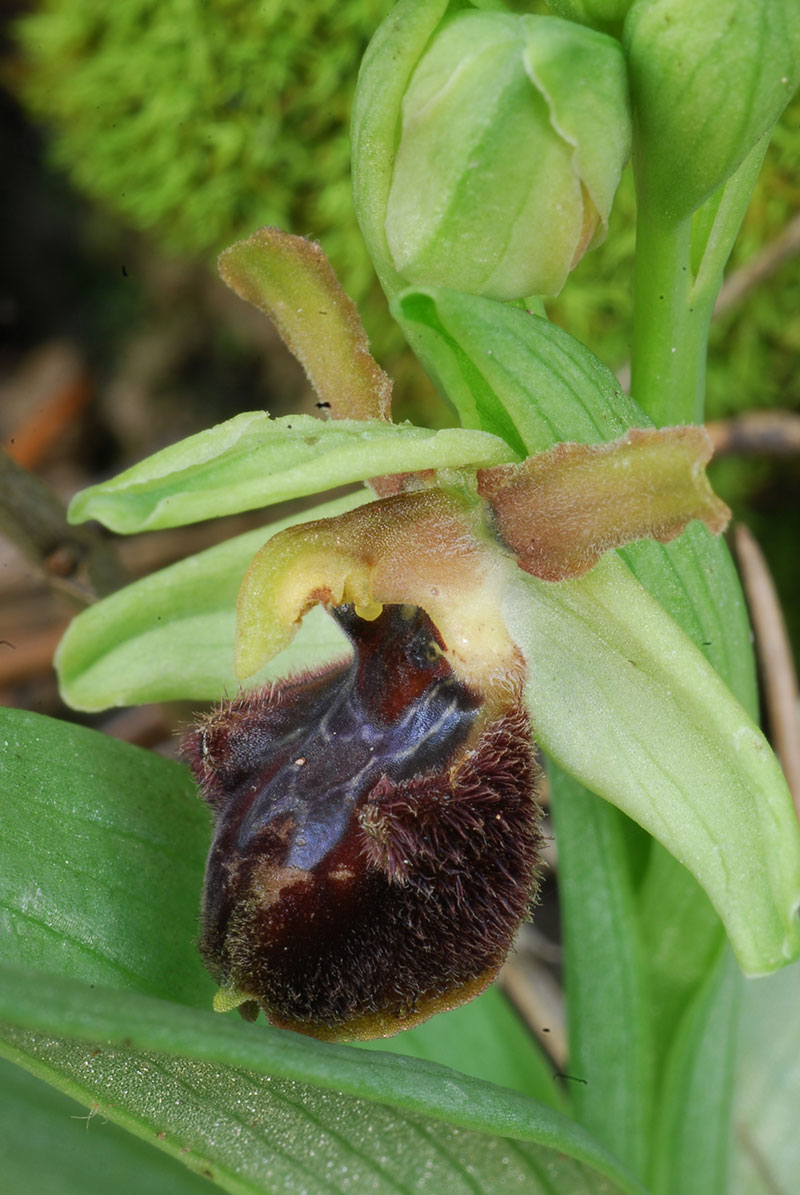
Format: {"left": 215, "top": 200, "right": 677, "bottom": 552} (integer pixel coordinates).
{"left": 11, "top": 4, "right": 800, "bottom": 425}
{"left": 10, "top": 0, "right": 395, "bottom": 361}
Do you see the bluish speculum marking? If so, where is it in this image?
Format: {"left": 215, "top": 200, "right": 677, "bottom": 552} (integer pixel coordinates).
{"left": 235, "top": 604, "right": 480, "bottom": 870}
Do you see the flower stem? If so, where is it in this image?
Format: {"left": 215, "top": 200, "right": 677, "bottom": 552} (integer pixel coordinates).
{"left": 630, "top": 210, "right": 708, "bottom": 428}
{"left": 630, "top": 137, "right": 770, "bottom": 429}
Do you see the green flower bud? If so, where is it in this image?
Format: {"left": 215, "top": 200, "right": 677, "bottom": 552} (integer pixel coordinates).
{"left": 624, "top": 0, "right": 800, "bottom": 223}
{"left": 381, "top": 11, "right": 631, "bottom": 299}
{"left": 547, "top": 0, "right": 633, "bottom": 30}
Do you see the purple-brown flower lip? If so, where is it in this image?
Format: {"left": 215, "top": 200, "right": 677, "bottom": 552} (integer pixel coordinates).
{"left": 184, "top": 601, "right": 541, "bottom": 1039}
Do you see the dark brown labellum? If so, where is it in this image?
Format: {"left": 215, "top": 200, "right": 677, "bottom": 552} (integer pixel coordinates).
{"left": 183, "top": 603, "right": 541, "bottom": 1040}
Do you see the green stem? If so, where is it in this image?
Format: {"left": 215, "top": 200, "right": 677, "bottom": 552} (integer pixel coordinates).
{"left": 630, "top": 136, "right": 771, "bottom": 429}
{"left": 630, "top": 211, "right": 708, "bottom": 428}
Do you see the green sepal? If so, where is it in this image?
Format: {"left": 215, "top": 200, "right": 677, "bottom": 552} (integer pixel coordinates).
{"left": 56, "top": 493, "right": 369, "bottom": 711}
{"left": 67, "top": 413, "right": 517, "bottom": 534}
{"left": 503, "top": 554, "right": 800, "bottom": 976}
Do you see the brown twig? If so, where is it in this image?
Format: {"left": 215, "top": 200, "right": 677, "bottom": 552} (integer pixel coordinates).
{"left": 0, "top": 623, "right": 68, "bottom": 688}
{"left": 714, "top": 211, "right": 800, "bottom": 318}
{"left": 4, "top": 342, "right": 91, "bottom": 470}
{"left": 706, "top": 410, "right": 800, "bottom": 457}
{"left": 499, "top": 947, "right": 567, "bottom": 1068}
{"left": 734, "top": 524, "right": 800, "bottom": 816}
{"left": 0, "top": 447, "right": 128, "bottom": 604}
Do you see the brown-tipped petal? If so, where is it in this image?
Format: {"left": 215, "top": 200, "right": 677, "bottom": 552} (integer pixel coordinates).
{"left": 218, "top": 228, "right": 392, "bottom": 421}
{"left": 478, "top": 426, "right": 730, "bottom": 582}
{"left": 235, "top": 488, "right": 521, "bottom": 706}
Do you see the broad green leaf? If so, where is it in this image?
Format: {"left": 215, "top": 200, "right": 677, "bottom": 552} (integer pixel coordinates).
{"left": 67, "top": 413, "right": 517, "bottom": 533}
{"left": 732, "top": 958, "right": 800, "bottom": 1195}
{"left": 0, "top": 1054, "right": 212, "bottom": 1195}
{"left": 359, "top": 985, "right": 567, "bottom": 1113}
{"left": 0, "top": 967, "right": 647, "bottom": 1195}
{"left": 550, "top": 771, "right": 652, "bottom": 1178}
{"left": 649, "top": 946, "right": 740, "bottom": 1195}
{"left": 636, "top": 846, "right": 724, "bottom": 1080}
{"left": 0, "top": 706, "right": 212, "bottom": 1004}
{"left": 502, "top": 554, "right": 800, "bottom": 976}
{"left": 56, "top": 493, "right": 368, "bottom": 710}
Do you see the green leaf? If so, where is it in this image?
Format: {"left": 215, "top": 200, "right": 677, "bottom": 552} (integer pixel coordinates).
{"left": 636, "top": 845, "right": 725, "bottom": 1080}
{"left": 732, "top": 959, "right": 800, "bottom": 1194}
{"left": 0, "top": 1054, "right": 212, "bottom": 1195}
{"left": 67, "top": 413, "right": 517, "bottom": 534}
{"left": 649, "top": 945, "right": 740, "bottom": 1195}
{"left": 0, "top": 705, "right": 643, "bottom": 1195}
{"left": 0, "top": 706, "right": 212, "bottom": 1005}
{"left": 56, "top": 493, "right": 368, "bottom": 711}
{"left": 358, "top": 985, "right": 567, "bottom": 1113}
{"left": 394, "top": 288, "right": 644, "bottom": 455}
{"left": 0, "top": 967, "right": 647, "bottom": 1195}
{"left": 502, "top": 554, "right": 800, "bottom": 976}
{"left": 550, "top": 770, "right": 652, "bottom": 1178}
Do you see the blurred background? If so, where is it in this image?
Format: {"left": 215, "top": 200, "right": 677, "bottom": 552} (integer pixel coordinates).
{"left": 1, "top": 0, "right": 798, "bottom": 752}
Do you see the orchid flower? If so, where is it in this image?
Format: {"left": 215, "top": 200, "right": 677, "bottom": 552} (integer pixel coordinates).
{"left": 59, "top": 228, "right": 800, "bottom": 1038}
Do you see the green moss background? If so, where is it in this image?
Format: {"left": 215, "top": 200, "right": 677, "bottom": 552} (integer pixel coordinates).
{"left": 13, "top": 1, "right": 388, "bottom": 279}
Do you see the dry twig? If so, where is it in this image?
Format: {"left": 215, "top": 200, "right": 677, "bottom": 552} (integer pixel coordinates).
{"left": 500, "top": 946, "right": 567, "bottom": 1068}
{"left": 734, "top": 524, "right": 800, "bottom": 815}
{"left": 714, "top": 211, "right": 800, "bottom": 318}
{"left": 0, "top": 448, "right": 127, "bottom": 604}
{"left": 706, "top": 410, "right": 800, "bottom": 457}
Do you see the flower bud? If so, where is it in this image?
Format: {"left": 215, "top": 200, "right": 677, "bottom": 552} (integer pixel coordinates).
{"left": 624, "top": 0, "right": 800, "bottom": 222}
{"left": 547, "top": 1, "right": 633, "bottom": 28}
{"left": 382, "top": 12, "right": 630, "bottom": 299}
